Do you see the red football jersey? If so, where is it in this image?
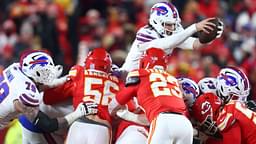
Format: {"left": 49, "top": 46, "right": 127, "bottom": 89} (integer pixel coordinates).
{"left": 116, "top": 69, "right": 187, "bottom": 122}
{"left": 44, "top": 65, "right": 123, "bottom": 124}
{"left": 69, "top": 65, "right": 122, "bottom": 123}
{"left": 216, "top": 101, "right": 256, "bottom": 144}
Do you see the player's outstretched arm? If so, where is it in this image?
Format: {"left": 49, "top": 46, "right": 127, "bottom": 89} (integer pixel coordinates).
{"left": 15, "top": 100, "right": 98, "bottom": 133}
{"left": 138, "top": 18, "right": 216, "bottom": 52}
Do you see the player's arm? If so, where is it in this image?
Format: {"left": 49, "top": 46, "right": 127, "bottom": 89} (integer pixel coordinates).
{"left": 43, "top": 80, "right": 74, "bottom": 105}
{"left": 108, "top": 74, "right": 139, "bottom": 115}
{"left": 108, "top": 85, "right": 138, "bottom": 116}
{"left": 138, "top": 18, "right": 216, "bottom": 52}
{"left": 116, "top": 108, "right": 149, "bottom": 126}
{"left": 14, "top": 100, "right": 98, "bottom": 133}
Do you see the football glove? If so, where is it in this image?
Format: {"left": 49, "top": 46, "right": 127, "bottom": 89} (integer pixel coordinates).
{"left": 216, "top": 20, "right": 224, "bottom": 38}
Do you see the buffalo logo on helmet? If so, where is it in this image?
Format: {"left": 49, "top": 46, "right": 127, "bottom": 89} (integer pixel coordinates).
{"left": 220, "top": 74, "right": 237, "bottom": 86}
{"left": 29, "top": 55, "right": 49, "bottom": 69}
{"left": 151, "top": 6, "right": 168, "bottom": 16}
{"left": 181, "top": 82, "right": 198, "bottom": 98}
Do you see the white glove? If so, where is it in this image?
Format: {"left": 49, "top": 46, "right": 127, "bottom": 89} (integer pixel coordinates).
{"left": 46, "top": 75, "right": 69, "bottom": 88}
{"left": 65, "top": 102, "right": 98, "bottom": 125}
{"left": 43, "top": 65, "right": 67, "bottom": 88}
{"left": 77, "top": 102, "right": 98, "bottom": 116}
{"left": 216, "top": 20, "right": 224, "bottom": 38}
{"left": 54, "top": 65, "right": 64, "bottom": 78}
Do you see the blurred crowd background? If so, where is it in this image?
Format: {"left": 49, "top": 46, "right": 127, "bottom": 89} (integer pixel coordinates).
{"left": 0, "top": 0, "right": 255, "bottom": 143}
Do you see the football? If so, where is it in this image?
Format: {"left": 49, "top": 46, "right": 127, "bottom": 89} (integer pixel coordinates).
{"left": 198, "top": 18, "right": 219, "bottom": 44}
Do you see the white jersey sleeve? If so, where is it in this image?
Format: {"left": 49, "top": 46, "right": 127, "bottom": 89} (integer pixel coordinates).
{"left": 0, "top": 63, "right": 42, "bottom": 129}
{"left": 121, "top": 26, "right": 160, "bottom": 72}
{"left": 121, "top": 24, "right": 197, "bottom": 72}
{"left": 138, "top": 24, "right": 197, "bottom": 52}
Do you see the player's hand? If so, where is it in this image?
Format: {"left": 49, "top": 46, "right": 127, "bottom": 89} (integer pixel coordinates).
{"left": 46, "top": 75, "right": 69, "bottom": 88}
{"left": 195, "top": 18, "right": 216, "bottom": 34}
{"left": 54, "top": 65, "right": 64, "bottom": 78}
{"left": 76, "top": 102, "right": 98, "bottom": 117}
{"left": 216, "top": 20, "right": 224, "bottom": 38}
{"left": 111, "top": 64, "right": 121, "bottom": 78}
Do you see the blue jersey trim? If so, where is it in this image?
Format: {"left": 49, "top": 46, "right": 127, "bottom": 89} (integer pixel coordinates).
{"left": 18, "top": 115, "right": 42, "bottom": 133}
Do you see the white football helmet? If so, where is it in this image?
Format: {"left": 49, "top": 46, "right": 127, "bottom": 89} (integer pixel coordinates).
{"left": 178, "top": 77, "right": 200, "bottom": 107}
{"left": 216, "top": 67, "right": 250, "bottom": 103}
{"left": 198, "top": 77, "right": 217, "bottom": 94}
{"left": 20, "top": 50, "right": 56, "bottom": 85}
{"left": 149, "top": 2, "right": 181, "bottom": 37}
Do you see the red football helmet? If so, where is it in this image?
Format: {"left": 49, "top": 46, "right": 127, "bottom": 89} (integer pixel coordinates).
{"left": 192, "top": 93, "right": 222, "bottom": 136}
{"left": 139, "top": 48, "right": 167, "bottom": 69}
{"left": 85, "top": 48, "right": 112, "bottom": 73}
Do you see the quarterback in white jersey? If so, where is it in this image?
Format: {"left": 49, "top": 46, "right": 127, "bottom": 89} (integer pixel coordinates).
{"left": 0, "top": 50, "right": 98, "bottom": 134}
{"left": 121, "top": 2, "right": 224, "bottom": 72}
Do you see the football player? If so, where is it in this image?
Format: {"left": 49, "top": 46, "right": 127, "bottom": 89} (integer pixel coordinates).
{"left": 109, "top": 48, "right": 193, "bottom": 144}
{"left": 198, "top": 75, "right": 256, "bottom": 112}
{"left": 18, "top": 62, "right": 74, "bottom": 144}
{"left": 120, "top": 2, "right": 224, "bottom": 72}
{"left": 43, "top": 48, "right": 123, "bottom": 144}
{"left": 192, "top": 67, "right": 256, "bottom": 144}
{"left": 0, "top": 50, "right": 97, "bottom": 134}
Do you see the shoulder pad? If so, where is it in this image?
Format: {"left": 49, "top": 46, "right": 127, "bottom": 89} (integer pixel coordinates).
{"left": 125, "top": 71, "right": 140, "bottom": 87}
{"left": 136, "top": 27, "right": 158, "bottom": 42}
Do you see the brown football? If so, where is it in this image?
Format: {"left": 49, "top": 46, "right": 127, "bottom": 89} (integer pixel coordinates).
{"left": 198, "top": 18, "right": 219, "bottom": 44}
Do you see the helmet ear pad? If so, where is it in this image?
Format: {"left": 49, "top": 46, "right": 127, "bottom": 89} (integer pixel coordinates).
{"left": 84, "top": 48, "right": 112, "bottom": 73}
{"left": 139, "top": 48, "right": 167, "bottom": 70}
{"left": 20, "top": 50, "right": 56, "bottom": 85}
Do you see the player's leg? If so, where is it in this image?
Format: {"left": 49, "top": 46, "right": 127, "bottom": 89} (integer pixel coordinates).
{"left": 147, "top": 113, "right": 193, "bottom": 144}
{"left": 147, "top": 114, "right": 170, "bottom": 144}
{"left": 66, "top": 121, "right": 111, "bottom": 144}
{"left": 167, "top": 114, "right": 193, "bottom": 144}
{"left": 21, "top": 126, "right": 48, "bottom": 144}
{"left": 115, "top": 125, "right": 148, "bottom": 144}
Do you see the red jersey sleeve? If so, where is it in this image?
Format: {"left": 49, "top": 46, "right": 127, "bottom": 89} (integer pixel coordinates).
{"left": 116, "top": 85, "right": 138, "bottom": 105}
{"left": 116, "top": 70, "right": 140, "bottom": 105}
{"left": 43, "top": 80, "right": 74, "bottom": 105}
{"left": 43, "top": 65, "right": 82, "bottom": 105}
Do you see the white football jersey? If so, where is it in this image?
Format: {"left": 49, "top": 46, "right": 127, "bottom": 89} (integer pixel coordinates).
{"left": 0, "top": 63, "right": 42, "bottom": 129}
{"left": 121, "top": 24, "right": 196, "bottom": 72}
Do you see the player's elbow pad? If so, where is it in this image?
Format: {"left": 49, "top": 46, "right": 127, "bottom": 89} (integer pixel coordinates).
{"left": 33, "top": 111, "right": 59, "bottom": 133}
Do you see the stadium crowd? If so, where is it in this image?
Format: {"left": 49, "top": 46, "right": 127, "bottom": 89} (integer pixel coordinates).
{"left": 0, "top": 0, "right": 255, "bottom": 143}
